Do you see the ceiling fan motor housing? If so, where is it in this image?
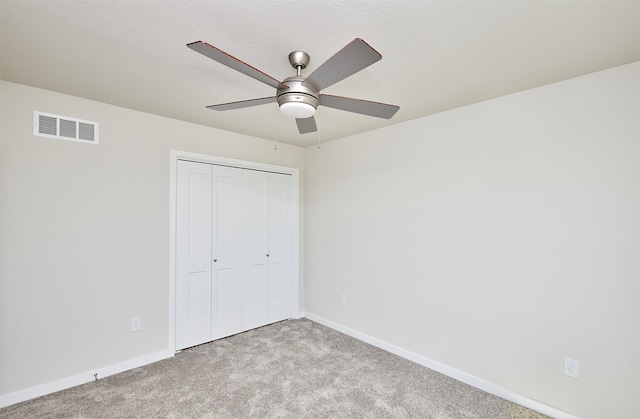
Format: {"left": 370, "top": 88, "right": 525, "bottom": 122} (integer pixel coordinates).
{"left": 277, "top": 76, "right": 320, "bottom": 116}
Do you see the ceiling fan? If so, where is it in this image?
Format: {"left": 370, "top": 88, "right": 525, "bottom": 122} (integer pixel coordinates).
{"left": 187, "top": 38, "right": 400, "bottom": 134}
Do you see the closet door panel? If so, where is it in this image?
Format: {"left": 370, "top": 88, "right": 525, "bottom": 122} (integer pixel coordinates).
{"left": 268, "top": 173, "right": 293, "bottom": 322}
{"left": 249, "top": 264, "right": 268, "bottom": 309}
{"left": 211, "top": 166, "right": 244, "bottom": 339}
{"left": 187, "top": 271, "right": 209, "bottom": 322}
{"left": 243, "top": 170, "right": 270, "bottom": 330}
{"left": 176, "top": 161, "right": 213, "bottom": 350}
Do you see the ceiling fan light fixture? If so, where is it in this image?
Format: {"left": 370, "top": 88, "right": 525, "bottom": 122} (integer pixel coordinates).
{"left": 277, "top": 82, "right": 319, "bottom": 119}
{"left": 279, "top": 101, "right": 316, "bottom": 118}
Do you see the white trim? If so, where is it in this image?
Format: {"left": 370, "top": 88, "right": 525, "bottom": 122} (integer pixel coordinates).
{"left": 0, "top": 350, "right": 172, "bottom": 408}
{"left": 304, "top": 312, "right": 579, "bottom": 419}
{"left": 168, "top": 150, "right": 301, "bottom": 354}
{"left": 290, "top": 175, "right": 300, "bottom": 323}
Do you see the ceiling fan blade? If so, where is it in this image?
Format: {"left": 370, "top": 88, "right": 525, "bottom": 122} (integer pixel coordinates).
{"left": 302, "top": 38, "right": 382, "bottom": 91}
{"left": 206, "top": 96, "right": 276, "bottom": 111}
{"left": 188, "top": 41, "right": 287, "bottom": 89}
{"left": 320, "top": 94, "right": 399, "bottom": 119}
{"left": 296, "top": 116, "right": 317, "bottom": 134}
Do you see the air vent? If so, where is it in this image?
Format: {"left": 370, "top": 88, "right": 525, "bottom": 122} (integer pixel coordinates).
{"left": 33, "top": 111, "right": 99, "bottom": 144}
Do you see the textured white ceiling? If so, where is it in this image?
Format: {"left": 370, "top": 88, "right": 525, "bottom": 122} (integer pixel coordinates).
{"left": 1, "top": 0, "right": 638, "bottom": 147}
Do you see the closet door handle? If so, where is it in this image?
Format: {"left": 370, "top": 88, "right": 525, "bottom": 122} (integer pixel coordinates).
{"left": 213, "top": 259, "right": 217, "bottom": 263}
{"left": 266, "top": 254, "right": 269, "bottom": 258}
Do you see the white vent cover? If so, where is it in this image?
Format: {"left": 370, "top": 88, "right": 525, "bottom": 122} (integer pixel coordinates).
{"left": 33, "top": 111, "right": 99, "bottom": 144}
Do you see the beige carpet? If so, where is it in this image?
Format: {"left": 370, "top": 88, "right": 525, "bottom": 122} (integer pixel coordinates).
{"left": 1, "top": 319, "right": 548, "bottom": 418}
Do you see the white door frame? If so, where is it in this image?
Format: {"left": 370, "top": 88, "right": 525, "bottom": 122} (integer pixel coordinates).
{"left": 168, "top": 149, "right": 301, "bottom": 353}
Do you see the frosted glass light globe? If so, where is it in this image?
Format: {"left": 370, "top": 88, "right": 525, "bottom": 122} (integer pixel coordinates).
{"left": 279, "top": 102, "right": 316, "bottom": 118}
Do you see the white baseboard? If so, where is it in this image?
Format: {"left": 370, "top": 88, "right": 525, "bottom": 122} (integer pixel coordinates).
{"left": 304, "top": 312, "right": 578, "bottom": 419}
{"left": 0, "top": 349, "right": 174, "bottom": 409}
{"left": 2, "top": 317, "right": 579, "bottom": 418}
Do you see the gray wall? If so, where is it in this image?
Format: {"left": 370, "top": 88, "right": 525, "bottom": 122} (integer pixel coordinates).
{"left": 304, "top": 63, "right": 639, "bottom": 418}
{"left": 0, "top": 80, "right": 304, "bottom": 398}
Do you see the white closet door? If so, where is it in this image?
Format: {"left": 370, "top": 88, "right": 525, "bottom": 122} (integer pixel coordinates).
{"left": 268, "top": 173, "right": 292, "bottom": 322}
{"left": 176, "top": 161, "right": 294, "bottom": 350}
{"left": 242, "top": 170, "right": 270, "bottom": 330}
{"left": 211, "top": 166, "right": 244, "bottom": 339}
{"left": 176, "top": 161, "right": 213, "bottom": 350}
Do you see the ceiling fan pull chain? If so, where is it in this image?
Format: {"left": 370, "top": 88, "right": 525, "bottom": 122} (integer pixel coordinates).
{"left": 316, "top": 112, "right": 322, "bottom": 149}
{"left": 274, "top": 103, "right": 279, "bottom": 150}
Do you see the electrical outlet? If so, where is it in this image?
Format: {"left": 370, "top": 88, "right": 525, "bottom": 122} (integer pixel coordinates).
{"left": 564, "top": 357, "right": 579, "bottom": 378}
{"left": 130, "top": 316, "right": 141, "bottom": 332}
{"left": 340, "top": 294, "right": 347, "bottom": 306}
